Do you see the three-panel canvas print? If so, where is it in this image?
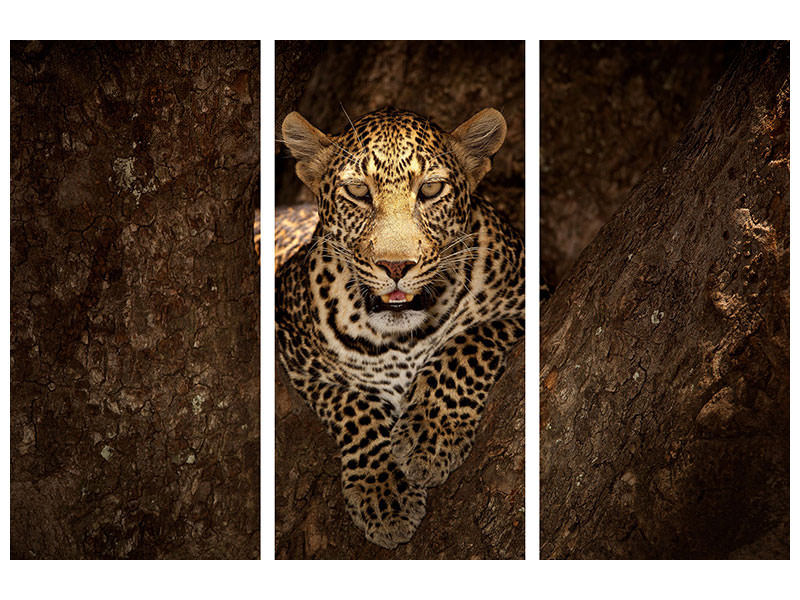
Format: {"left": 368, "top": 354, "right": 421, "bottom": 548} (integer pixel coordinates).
{"left": 8, "top": 40, "right": 789, "bottom": 561}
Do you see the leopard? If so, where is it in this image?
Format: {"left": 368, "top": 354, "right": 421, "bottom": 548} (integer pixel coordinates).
{"left": 276, "top": 106, "right": 525, "bottom": 549}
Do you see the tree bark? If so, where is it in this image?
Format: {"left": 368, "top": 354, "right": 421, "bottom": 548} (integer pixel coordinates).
{"left": 540, "top": 42, "right": 788, "bottom": 559}
{"left": 275, "top": 342, "right": 524, "bottom": 559}
{"left": 11, "top": 41, "right": 260, "bottom": 559}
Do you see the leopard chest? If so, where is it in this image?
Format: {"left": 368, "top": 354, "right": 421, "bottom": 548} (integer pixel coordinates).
{"left": 335, "top": 345, "right": 433, "bottom": 416}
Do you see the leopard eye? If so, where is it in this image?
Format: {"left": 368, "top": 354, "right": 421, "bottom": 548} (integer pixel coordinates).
{"left": 419, "top": 181, "right": 444, "bottom": 200}
{"left": 344, "top": 183, "right": 370, "bottom": 200}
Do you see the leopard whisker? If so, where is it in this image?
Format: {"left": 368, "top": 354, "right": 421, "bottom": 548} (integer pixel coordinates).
{"left": 328, "top": 138, "right": 362, "bottom": 166}
{"left": 443, "top": 246, "right": 515, "bottom": 267}
{"left": 306, "top": 233, "right": 336, "bottom": 260}
{"left": 429, "top": 149, "right": 456, "bottom": 161}
{"left": 441, "top": 232, "right": 480, "bottom": 253}
{"left": 340, "top": 102, "right": 365, "bottom": 151}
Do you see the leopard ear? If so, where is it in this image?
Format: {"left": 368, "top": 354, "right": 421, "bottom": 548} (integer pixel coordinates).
{"left": 282, "top": 111, "right": 334, "bottom": 189}
{"left": 450, "top": 108, "right": 507, "bottom": 189}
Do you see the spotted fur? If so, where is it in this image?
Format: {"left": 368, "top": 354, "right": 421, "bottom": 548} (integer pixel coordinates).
{"left": 254, "top": 207, "right": 261, "bottom": 264}
{"left": 277, "top": 107, "right": 524, "bottom": 549}
{"left": 274, "top": 204, "right": 318, "bottom": 271}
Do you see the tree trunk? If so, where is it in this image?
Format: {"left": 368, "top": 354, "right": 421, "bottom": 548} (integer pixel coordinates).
{"left": 275, "top": 342, "right": 524, "bottom": 559}
{"left": 540, "top": 42, "right": 788, "bottom": 559}
{"left": 11, "top": 41, "right": 260, "bottom": 559}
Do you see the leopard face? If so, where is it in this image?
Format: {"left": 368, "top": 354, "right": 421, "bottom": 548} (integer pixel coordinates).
{"left": 283, "top": 107, "right": 506, "bottom": 335}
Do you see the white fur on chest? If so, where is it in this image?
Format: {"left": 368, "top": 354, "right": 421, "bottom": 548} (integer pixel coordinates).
{"left": 343, "top": 346, "right": 431, "bottom": 416}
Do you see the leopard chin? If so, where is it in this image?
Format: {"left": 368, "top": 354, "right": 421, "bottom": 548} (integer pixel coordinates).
{"left": 367, "top": 308, "right": 430, "bottom": 334}
{"left": 361, "top": 284, "right": 437, "bottom": 334}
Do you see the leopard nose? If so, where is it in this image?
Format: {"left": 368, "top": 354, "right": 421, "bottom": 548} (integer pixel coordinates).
{"left": 376, "top": 259, "right": 416, "bottom": 282}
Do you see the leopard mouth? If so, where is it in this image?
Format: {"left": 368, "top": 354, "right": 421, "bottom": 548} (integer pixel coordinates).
{"left": 363, "top": 287, "right": 437, "bottom": 313}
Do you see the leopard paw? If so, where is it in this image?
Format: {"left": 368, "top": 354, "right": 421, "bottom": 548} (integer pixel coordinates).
{"left": 342, "top": 466, "right": 427, "bottom": 549}
{"left": 390, "top": 411, "right": 466, "bottom": 487}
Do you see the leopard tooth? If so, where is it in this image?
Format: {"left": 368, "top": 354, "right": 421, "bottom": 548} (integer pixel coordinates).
{"left": 381, "top": 292, "right": 416, "bottom": 304}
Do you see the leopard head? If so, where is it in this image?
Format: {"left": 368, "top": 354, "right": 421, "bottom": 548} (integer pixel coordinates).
{"left": 282, "top": 107, "right": 506, "bottom": 334}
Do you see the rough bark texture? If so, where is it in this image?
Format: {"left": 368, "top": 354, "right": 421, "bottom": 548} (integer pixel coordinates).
{"left": 274, "top": 41, "right": 525, "bottom": 559}
{"left": 540, "top": 41, "right": 739, "bottom": 290}
{"left": 540, "top": 42, "right": 788, "bottom": 559}
{"left": 276, "top": 343, "right": 524, "bottom": 559}
{"left": 11, "top": 41, "right": 260, "bottom": 559}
